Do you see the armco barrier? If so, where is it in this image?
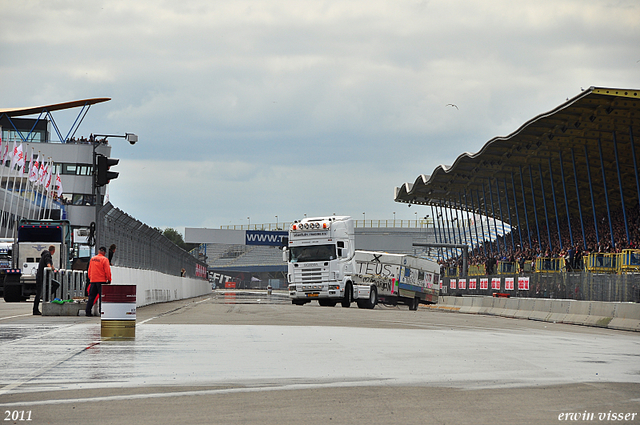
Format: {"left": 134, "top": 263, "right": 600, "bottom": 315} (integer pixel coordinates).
{"left": 429, "top": 296, "right": 640, "bottom": 332}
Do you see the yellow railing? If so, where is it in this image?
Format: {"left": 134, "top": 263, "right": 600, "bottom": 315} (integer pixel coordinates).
{"left": 444, "top": 267, "right": 458, "bottom": 277}
{"left": 584, "top": 253, "right": 618, "bottom": 274}
{"left": 619, "top": 249, "right": 640, "bottom": 273}
{"left": 468, "top": 264, "right": 486, "bottom": 276}
{"left": 535, "top": 257, "right": 565, "bottom": 273}
{"left": 497, "top": 261, "right": 517, "bottom": 275}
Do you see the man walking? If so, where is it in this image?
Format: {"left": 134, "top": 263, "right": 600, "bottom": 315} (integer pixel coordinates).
{"left": 33, "top": 245, "right": 56, "bottom": 315}
{"left": 85, "top": 246, "right": 112, "bottom": 317}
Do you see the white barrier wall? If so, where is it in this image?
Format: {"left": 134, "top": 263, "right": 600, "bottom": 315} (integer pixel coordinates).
{"left": 431, "top": 296, "right": 640, "bottom": 332}
{"left": 111, "top": 266, "right": 211, "bottom": 307}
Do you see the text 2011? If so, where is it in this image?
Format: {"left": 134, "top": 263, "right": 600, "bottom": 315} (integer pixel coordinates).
{"left": 4, "top": 411, "right": 32, "bottom": 421}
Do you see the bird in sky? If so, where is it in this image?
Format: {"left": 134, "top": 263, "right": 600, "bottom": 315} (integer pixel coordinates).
{"left": 446, "top": 103, "right": 459, "bottom": 110}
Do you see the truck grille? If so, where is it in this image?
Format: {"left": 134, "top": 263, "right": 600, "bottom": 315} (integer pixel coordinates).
{"left": 293, "top": 267, "right": 329, "bottom": 284}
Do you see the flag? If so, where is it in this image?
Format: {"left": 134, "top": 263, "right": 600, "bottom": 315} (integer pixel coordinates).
{"left": 1, "top": 141, "right": 8, "bottom": 163}
{"left": 44, "top": 164, "right": 53, "bottom": 191}
{"left": 37, "top": 162, "right": 47, "bottom": 186}
{"left": 14, "top": 144, "right": 25, "bottom": 169}
{"left": 8, "top": 141, "right": 16, "bottom": 169}
{"left": 29, "top": 157, "right": 39, "bottom": 182}
{"left": 55, "top": 172, "right": 63, "bottom": 197}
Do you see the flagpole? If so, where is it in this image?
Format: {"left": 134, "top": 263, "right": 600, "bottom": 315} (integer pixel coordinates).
{"left": 28, "top": 151, "right": 40, "bottom": 220}
{"left": 5, "top": 143, "right": 25, "bottom": 237}
{"left": 40, "top": 159, "right": 48, "bottom": 220}
{"left": 3, "top": 142, "right": 19, "bottom": 237}
{"left": 20, "top": 148, "right": 34, "bottom": 221}
{"left": 0, "top": 140, "right": 6, "bottom": 234}
{"left": 44, "top": 158, "right": 53, "bottom": 220}
{"left": 46, "top": 161, "right": 54, "bottom": 220}
{"left": 0, "top": 142, "right": 15, "bottom": 236}
{"left": 25, "top": 148, "right": 35, "bottom": 220}
{"left": 15, "top": 156, "right": 26, "bottom": 226}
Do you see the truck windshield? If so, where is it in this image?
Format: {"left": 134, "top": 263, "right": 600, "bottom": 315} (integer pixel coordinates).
{"left": 289, "top": 244, "right": 336, "bottom": 263}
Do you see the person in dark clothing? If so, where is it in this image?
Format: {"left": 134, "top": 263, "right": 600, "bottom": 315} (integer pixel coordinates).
{"left": 33, "top": 245, "right": 57, "bottom": 315}
{"left": 108, "top": 244, "right": 116, "bottom": 265}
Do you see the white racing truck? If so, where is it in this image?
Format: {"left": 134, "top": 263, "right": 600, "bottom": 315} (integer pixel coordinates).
{"left": 285, "top": 216, "right": 440, "bottom": 310}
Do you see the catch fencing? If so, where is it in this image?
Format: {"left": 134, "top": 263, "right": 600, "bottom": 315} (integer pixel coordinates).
{"left": 442, "top": 272, "right": 640, "bottom": 303}
{"left": 96, "top": 203, "right": 207, "bottom": 278}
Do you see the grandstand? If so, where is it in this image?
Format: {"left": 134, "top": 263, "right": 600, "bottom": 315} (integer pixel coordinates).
{"left": 395, "top": 86, "right": 640, "bottom": 302}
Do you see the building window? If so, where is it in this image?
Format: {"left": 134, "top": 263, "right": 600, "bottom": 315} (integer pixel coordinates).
{"left": 62, "top": 163, "right": 93, "bottom": 175}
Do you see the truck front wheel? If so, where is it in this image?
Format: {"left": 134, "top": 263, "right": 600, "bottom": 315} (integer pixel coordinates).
{"left": 341, "top": 283, "right": 353, "bottom": 308}
{"left": 3, "top": 284, "right": 22, "bottom": 302}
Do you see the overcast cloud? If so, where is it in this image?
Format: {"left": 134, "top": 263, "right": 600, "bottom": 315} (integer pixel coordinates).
{"left": 1, "top": 0, "right": 638, "bottom": 229}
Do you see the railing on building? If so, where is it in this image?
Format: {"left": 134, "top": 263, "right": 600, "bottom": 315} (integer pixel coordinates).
{"left": 220, "top": 219, "right": 435, "bottom": 231}
{"left": 619, "top": 249, "right": 640, "bottom": 273}
{"left": 535, "top": 257, "right": 565, "bottom": 273}
{"left": 468, "top": 264, "right": 486, "bottom": 276}
{"left": 584, "top": 253, "right": 618, "bottom": 274}
{"left": 497, "top": 261, "right": 516, "bottom": 275}
{"left": 444, "top": 266, "right": 458, "bottom": 277}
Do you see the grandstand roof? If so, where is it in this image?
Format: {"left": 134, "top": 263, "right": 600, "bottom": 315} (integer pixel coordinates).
{"left": 0, "top": 98, "right": 111, "bottom": 117}
{"left": 394, "top": 87, "right": 640, "bottom": 231}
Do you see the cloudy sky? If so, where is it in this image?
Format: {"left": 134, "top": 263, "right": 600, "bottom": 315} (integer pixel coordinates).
{"left": 1, "top": 0, "right": 638, "bottom": 231}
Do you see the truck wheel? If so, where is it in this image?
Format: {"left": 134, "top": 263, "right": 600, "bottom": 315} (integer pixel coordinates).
{"left": 341, "top": 283, "right": 353, "bottom": 308}
{"left": 409, "top": 297, "right": 419, "bottom": 311}
{"left": 3, "top": 285, "right": 22, "bottom": 303}
{"left": 365, "top": 286, "right": 377, "bottom": 309}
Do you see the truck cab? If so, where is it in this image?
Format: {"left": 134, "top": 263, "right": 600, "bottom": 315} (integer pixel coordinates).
{"left": 1, "top": 219, "right": 71, "bottom": 302}
{"left": 285, "top": 216, "right": 356, "bottom": 306}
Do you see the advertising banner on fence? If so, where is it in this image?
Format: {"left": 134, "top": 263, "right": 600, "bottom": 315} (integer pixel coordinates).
{"left": 491, "top": 277, "right": 501, "bottom": 290}
{"left": 450, "top": 279, "right": 457, "bottom": 290}
{"left": 505, "top": 277, "right": 515, "bottom": 290}
{"left": 518, "top": 276, "right": 530, "bottom": 290}
{"left": 469, "top": 278, "right": 477, "bottom": 290}
{"left": 458, "top": 278, "right": 466, "bottom": 289}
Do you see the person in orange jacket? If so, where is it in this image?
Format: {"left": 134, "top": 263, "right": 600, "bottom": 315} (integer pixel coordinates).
{"left": 85, "top": 246, "right": 112, "bottom": 317}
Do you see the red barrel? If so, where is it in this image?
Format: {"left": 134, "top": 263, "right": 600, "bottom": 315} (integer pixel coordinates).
{"left": 101, "top": 285, "right": 136, "bottom": 338}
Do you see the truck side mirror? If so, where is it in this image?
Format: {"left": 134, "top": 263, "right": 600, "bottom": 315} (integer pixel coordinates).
{"left": 282, "top": 248, "right": 288, "bottom": 262}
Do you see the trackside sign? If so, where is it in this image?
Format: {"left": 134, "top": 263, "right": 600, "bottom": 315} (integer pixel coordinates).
{"left": 245, "top": 230, "right": 288, "bottom": 246}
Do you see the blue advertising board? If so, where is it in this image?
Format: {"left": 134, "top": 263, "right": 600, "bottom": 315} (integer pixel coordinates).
{"left": 245, "top": 230, "right": 288, "bottom": 246}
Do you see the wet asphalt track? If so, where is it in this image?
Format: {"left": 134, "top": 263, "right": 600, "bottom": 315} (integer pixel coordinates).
{"left": 1, "top": 290, "right": 639, "bottom": 425}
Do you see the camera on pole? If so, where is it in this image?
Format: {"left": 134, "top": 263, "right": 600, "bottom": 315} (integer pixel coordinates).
{"left": 96, "top": 154, "right": 119, "bottom": 186}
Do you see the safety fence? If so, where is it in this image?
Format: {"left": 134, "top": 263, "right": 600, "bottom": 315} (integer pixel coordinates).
{"left": 450, "top": 250, "right": 640, "bottom": 277}
{"left": 442, "top": 272, "right": 640, "bottom": 303}
{"left": 97, "top": 203, "right": 208, "bottom": 278}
